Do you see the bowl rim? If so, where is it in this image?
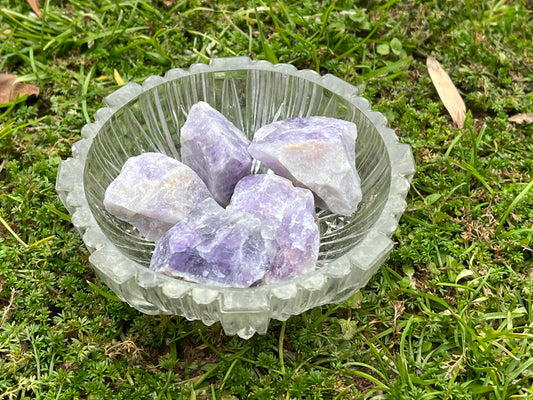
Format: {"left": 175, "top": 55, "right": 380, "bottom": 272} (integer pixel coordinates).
{"left": 56, "top": 56, "right": 416, "bottom": 338}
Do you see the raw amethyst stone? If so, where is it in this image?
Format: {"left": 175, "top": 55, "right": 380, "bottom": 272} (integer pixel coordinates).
{"left": 150, "top": 199, "right": 270, "bottom": 288}
{"left": 227, "top": 174, "right": 319, "bottom": 283}
{"left": 248, "top": 116, "right": 362, "bottom": 216}
{"left": 103, "top": 152, "right": 212, "bottom": 241}
{"left": 180, "top": 101, "right": 252, "bottom": 206}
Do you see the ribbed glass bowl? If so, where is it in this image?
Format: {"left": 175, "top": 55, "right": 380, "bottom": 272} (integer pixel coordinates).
{"left": 56, "top": 56, "right": 415, "bottom": 339}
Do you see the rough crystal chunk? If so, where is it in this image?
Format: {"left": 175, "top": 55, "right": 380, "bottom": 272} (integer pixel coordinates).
{"left": 227, "top": 174, "right": 319, "bottom": 283}
{"left": 103, "top": 152, "right": 212, "bottom": 241}
{"left": 248, "top": 116, "right": 362, "bottom": 216}
{"left": 150, "top": 199, "right": 270, "bottom": 288}
{"left": 180, "top": 101, "right": 252, "bottom": 206}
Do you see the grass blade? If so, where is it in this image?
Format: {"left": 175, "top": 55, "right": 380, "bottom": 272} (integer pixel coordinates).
{"left": 81, "top": 65, "right": 95, "bottom": 124}
{"left": 450, "top": 160, "right": 494, "bottom": 196}
{"left": 360, "top": 57, "right": 412, "bottom": 80}
{"left": 27, "top": 235, "right": 55, "bottom": 248}
{"left": 334, "top": 21, "right": 381, "bottom": 61}
{"left": 0, "top": 214, "right": 28, "bottom": 247}
{"left": 279, "top": 320, "right": 286, "bottom": 374}
{"left": 86, "top": 281, "right": 122, "bottom": 302}
{"left": 254, "top": 2, "right": 278, "bottom": 63}
{"left": 496, "top": 179, "right": 533, "bottom": 234}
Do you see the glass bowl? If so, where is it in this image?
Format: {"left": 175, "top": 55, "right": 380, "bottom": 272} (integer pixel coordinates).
{"left": 56, "top": 57, "right": 415, "bottom": 339}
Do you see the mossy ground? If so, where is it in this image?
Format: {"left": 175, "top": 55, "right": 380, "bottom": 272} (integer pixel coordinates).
{"left": 1, "top": 1, "right": 532, "bottom": 399}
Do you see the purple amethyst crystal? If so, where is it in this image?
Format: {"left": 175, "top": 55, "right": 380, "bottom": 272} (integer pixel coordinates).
{"left": 103, "top": 152, "right": 212, "bottom": 241}
{"left": 150, "top": 199, "right": 270, "bottom": 288}
{"left": 227, "top": 174, "right": 319, "bottom": 283}
{"left": 180, "top": 101, "right": 252, "bottom": 206}
{"left": 248, "top": 116, "right": 362, "bottom": 216}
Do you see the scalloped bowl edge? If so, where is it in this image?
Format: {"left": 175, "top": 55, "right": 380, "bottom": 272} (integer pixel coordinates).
{"left": 55, "top": 56, "right": 416, "bottom": 339}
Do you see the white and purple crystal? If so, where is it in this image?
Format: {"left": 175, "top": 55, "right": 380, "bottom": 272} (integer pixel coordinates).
{"left": 228, "top": 174, "right": 319, "bottom": 283}
{"left": 180, "top": 101, "right": 252, "bottom": 206}
{"left": 150, "top": 199, "right": 270, "bottom": 288}
{"left": 103, "top": 152, "right": 212, "bottom": 241}
{"left": 248, "top": 116, "right": 362, "bottom": 216}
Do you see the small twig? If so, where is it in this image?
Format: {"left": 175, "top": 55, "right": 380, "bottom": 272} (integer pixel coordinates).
{"left": 1, "top": 289, "right": 16, "bottom": 326}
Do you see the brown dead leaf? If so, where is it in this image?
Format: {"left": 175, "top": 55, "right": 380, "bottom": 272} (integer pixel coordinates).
{"left": 427, "top": 56, "right": 467, "bottom": 128}
{"left": 26, "top": 0, "right": 42, "bottom": 18}
{"left": 509, "top": 113, "right": 533, "bottom": 124}
{"left": 0, "top": 74, "right": 40, "bottom": 105}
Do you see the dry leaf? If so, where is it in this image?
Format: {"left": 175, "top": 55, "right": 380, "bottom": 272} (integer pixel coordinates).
{"left": 26, "top": 0, "right": 42, "bottom": 18}
{"left": 113, "top": 69, "right": 124, "bottom": 85}
{"left": 427, "top": 56, "right": 467, "bottom": 128}
{"left": 509, "top": 113, "right": 533, "bottom": 124}
{"left": 0, "top": 74, "right": 40, "bottom": 105}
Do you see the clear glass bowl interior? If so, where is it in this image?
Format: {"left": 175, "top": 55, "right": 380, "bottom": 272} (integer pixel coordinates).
{"left": 83, "top": 68, "right": 391, "bottom": 268}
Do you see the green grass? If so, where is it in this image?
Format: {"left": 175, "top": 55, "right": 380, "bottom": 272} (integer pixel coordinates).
{"left": 1, "top": 0, "right": 532, "bottom": 398}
